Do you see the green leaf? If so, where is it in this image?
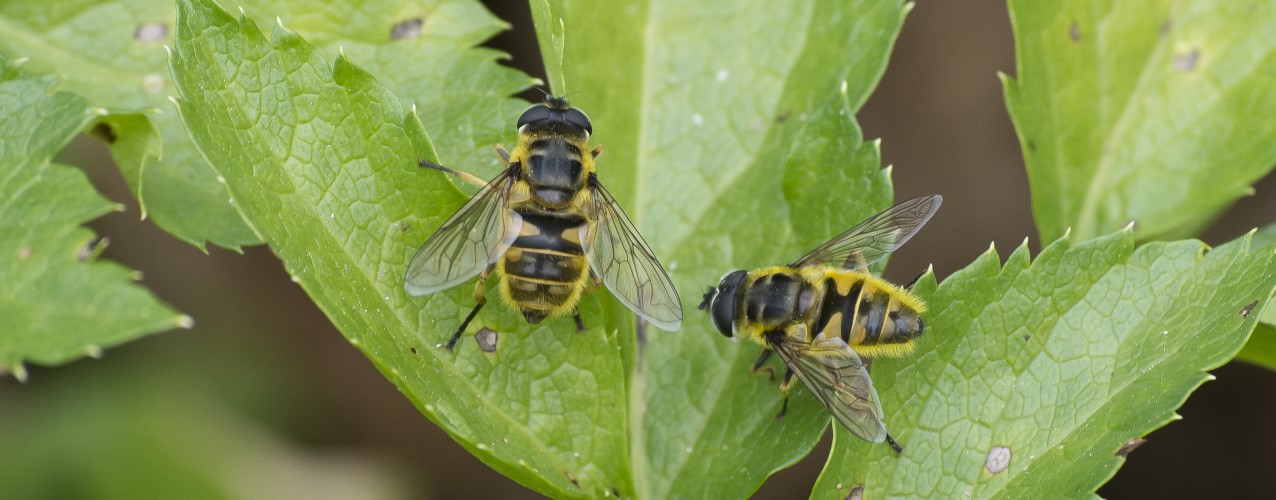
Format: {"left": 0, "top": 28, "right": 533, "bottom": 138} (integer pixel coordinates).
{"left": 812, "top": 230, "right": 1276, "bottom": 498}
{"left": 532, "top": 0, "right": 908, "bottom": 497}
{"left": 1253, "top": 222, "right": 1276, "bottom": 251}
{"left": 169, "top": 0, "right": 626, "bottom": 497}
{"left": 1003, "top": 0, "right": 1276, "bottom": 242}
{"left": 0, "top": 55, "right": 188, "bottom": 380}
{"left": 237, "top": 0, "right": 537, "bottom": 176}
{"left": 1237, "top": 225, "right": 1276, "bottom": 370}
{"left": 1237, "top": 321, "right": 1276, "bottom": 371}
{"left": 0, "top": 0, "right": 259, "bottom": 250}
{"left": 0, "top": 0, "right": 533, "bottom": 250}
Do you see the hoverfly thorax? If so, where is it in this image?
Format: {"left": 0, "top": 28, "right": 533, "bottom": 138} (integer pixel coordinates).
{"left": 514, "top": 99, "right": 594, "bottom": 209}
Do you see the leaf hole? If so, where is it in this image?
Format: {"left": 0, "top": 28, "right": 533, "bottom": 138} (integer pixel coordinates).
{"left": 845, "top": 484, "right": 865, "bottom": 500}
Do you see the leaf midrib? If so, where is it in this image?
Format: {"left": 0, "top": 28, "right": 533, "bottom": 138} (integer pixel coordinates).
{"left": 632, "top": 2, "right": 819, "bottom": 495}
{"left": 1072, "top": 8, "right": 1168, "bottom": 239}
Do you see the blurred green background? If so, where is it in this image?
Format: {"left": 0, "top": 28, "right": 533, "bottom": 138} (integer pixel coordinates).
{"left": 2, "top": 1, "right": 1273, "bottom": 498}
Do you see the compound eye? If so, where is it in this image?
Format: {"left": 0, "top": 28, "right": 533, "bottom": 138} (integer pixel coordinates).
{"left": 517, "top": 105, "right": 552, "bottom": 129}
{"left": 708, "top": 270, "right": 747, "bottom": 337}
{"left": 563, "top": 108, "right": 593, "bottom": 135}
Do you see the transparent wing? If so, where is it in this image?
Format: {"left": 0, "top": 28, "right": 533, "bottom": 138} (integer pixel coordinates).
{"left": 404, "top": 168, "right": 521, "bottom": 296}
{"left": 773, "top": 335, "right": 888, "bottom": 443}
{"left": 791, "top": 194, "right": 942, "bottom": 270}
{"left": 581, "top": 179, "right": 683, "bottom": 331}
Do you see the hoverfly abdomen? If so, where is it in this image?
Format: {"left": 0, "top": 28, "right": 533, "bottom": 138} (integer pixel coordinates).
{"left": 830, "top": 275, "right": 925, "bottom": 358}
{"left": 813, "top": 276, "right": 862, "bottom": 344}
{"left": 499, "top": 213, "right": 589, "bottom": 323}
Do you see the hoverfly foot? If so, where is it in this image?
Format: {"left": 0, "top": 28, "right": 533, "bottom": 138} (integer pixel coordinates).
{"left": 573, "top": 313, "right": 587, "bottom": 332}
{"left": 886, "top": 434, "right": 904, "bottom": 455}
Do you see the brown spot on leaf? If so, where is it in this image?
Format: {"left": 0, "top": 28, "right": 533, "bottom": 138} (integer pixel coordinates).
{"left": 845, "top": 484, "right": 865, "bottom": 500}
{"left": 1173, "top": 49, "right": 1200, "bottom": 72}
{"left": 1241, "top": 300, "right": 1259, "bottom": 318}
{"left": 17, "top": 247, "right": 31, "bottom": 260}
{"left": 565, "top": 471, "right": 579, "bottom": 487}
{"left": 391, "top": 18, "right": 424, "bottom": 40}
{"left": 610, "top": 487, "right": 621, "bottom": 498}
{"left": 1116, "top": 437, "right": 1146, "bottom": 457}
{"left": 409, "top": 346, "right": 419, "bottom": 355}
{"left": 475, "top": 328, "right": 498, "bottom": 352}
{"left": 89, "top": 122, "right": 117, "bottom": 144}
{"left": 1159, "top": 18, "right": 1173, "bottom": 37}
{"left": 774, "top": 111, "right": 790, "bottom": 124}
{"left": 1068, "top": 20, "right": 1081, "bottom": 42}
{"left": 986, "top": 446, "right": 1011, "bottom": 474}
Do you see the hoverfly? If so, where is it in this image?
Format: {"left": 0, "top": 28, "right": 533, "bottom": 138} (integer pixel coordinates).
{"left": 698, "top": 195, "right": 942, "bottom": 453}
{"left": 405, "top": 96, "right": 683, "bottom": 349}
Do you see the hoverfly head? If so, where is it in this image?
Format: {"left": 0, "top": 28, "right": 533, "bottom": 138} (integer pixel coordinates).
{"left": 703, "top": 270, "right": 747, "bottom": 337}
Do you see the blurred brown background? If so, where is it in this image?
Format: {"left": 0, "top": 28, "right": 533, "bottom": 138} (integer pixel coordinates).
{"left": 3, "top": 0, "right": 1274, "bottom": 498}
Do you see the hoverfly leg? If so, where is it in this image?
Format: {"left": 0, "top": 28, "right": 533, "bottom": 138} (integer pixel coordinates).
{"left": 493, "top": 144, "right": 512, "bottom": 163}
{"left": 749, "top": 349, "right": 776, "bottom": 380}
{"left": 583, "top": 272, "right": 602, "bottom": 294}
{"left": 775, "top": 368, "right": 796, "bottom": 420}
{"left": 573, "top": 312, "right": 587, "bottom": 332}
{"left": 444, "top": 264, "right": 495, "bottom": 351}
{"left": 903, "top": 270, "right": 926, "bottom": 290}
{"left": 445, "top": 301, "right": 484, "bottom": 351}
{"left": 418, "top": 159, "right": 487, "bottom": 188}
{"left": 885, "top": 433, "right": 904, "bottom": 455}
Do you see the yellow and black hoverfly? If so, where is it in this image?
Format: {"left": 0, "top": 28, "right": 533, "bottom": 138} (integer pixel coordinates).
{"left": 698, "top": 195, "right": 941, "bottom": 453}
{"left": 405, "top": 96, "right": 683, "bottom": 350}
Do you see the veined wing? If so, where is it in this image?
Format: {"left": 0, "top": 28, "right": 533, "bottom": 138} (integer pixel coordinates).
{"left": 791, "top": 194, "right": 941, "bottom": 270}
{"left": 404, "top": 167, "right": 521, "bottom": 296}
{"left": 581, "top": 177, "right": 683, "bottom": 331}
{"left": 773, "top": 335, "right": 888, "bottom": 443}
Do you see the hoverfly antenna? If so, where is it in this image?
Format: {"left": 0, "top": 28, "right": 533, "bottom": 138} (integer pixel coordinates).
{"left": 533, "top": 86, "right": 553, "bottom": 99}
{"left": 698, "top": 287, "right": 718, "bottom": 310}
